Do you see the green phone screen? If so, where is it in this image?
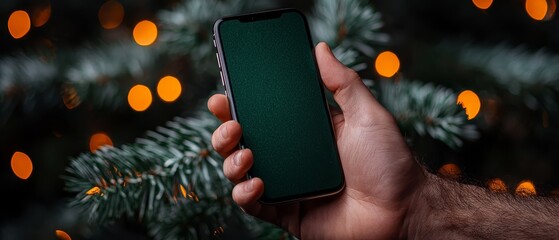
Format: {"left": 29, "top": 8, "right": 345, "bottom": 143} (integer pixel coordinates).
{"left": 215, "top": 10, "right": 344, "bottom": 203}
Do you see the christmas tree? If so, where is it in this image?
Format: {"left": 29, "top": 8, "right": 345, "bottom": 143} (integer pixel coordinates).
{"left": 1, "top": 0, "right": 558, "bottom": 239}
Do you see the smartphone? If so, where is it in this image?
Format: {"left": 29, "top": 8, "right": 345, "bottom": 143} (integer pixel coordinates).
{"left": 213, "top": 9, "right": 344, "bottom": 204}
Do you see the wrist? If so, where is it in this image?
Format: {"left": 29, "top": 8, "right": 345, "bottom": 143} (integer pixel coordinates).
{"left": 401, "top": 172, "right": 439, "bottom": 239}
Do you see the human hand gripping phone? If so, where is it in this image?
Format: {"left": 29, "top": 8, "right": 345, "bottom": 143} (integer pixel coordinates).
{"left": 212, "top": 9, "right": 345, "bottom": 204}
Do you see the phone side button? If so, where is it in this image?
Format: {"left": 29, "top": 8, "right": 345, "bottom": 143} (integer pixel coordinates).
{"left": 216, "top": 53, "right": 221, "bottom": 69}
{"left": 219, "top": 70, "right": 225, "bottom": 87}
{"left": 224, "top": 89, "right": 227, "bottom": 96}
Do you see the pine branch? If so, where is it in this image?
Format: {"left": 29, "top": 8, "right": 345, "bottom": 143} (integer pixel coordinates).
{"left": 65, "top": 107, "right": 295, "bottom": 239}
{"left": 430, "top": 41, "right": 559, "bottom": 112}
{"left": 370, "top": 79, "right": 479, "bottom": 149}
{"left": 309, "top": 0, "right": 388, "bottom": 69}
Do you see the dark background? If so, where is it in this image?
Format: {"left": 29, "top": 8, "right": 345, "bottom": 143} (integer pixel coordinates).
{"left": 1, "top": 0, "right": 558, "bottom": 238}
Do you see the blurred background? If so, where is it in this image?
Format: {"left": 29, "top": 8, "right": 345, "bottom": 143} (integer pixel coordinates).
{"left": 1, "top": 0, "right": 558, "bottom": 239}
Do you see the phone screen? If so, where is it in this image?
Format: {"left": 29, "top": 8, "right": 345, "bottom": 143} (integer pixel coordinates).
{"left": 215, "top": 9, "right": 344, "bottom": 203}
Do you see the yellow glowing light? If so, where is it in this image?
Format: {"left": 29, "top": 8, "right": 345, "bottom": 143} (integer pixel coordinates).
{"left": 438, "top": 163, "right": 461, "bottom": 180}
{"left": 32, "top": 4, "right": 51, "bottom": 27}
{"left": 157, "top": 76, "right": 182, "bottom": 102}
{"left": 98, "top": 0, "right": 125, "bottom": 29}
{"left": 487, "top": 178, "right": 508, "bottom": 193}
{"left": 472, "top": 0, "right": 493, "bottom": 10}
{"left": 180, "top": 184, "right": 187, "bottom": 198}
{"left": 128, "top": 84, "right": 152, "bottom": 111}
{"left": 89, "top": 132, "right": 114, "bottom": 153}
{"left": 11, "top": 151, "right": 33, "bottom": 180}
{"left": 55, "top": 230, "right": 72, "bottom": 240}
{"left": 515, "top": 180, "right": 537, "bottom": 196}
{"left": 457, "top": 90, "right": 481, "bottom": 120}
{"left": 525, "top": 0, "right": 550, "bottom": 20}
{"left": 86, "top": 186, "right": 101, "bottom": 195}
{"left": 8, "top": 10, "right": 31, "bottom": 39}
{"left": 375, "top": 51, "right": 400, "bottom": 78}
{"left": 133, "top": 20, "right": 158, "bottom": 46}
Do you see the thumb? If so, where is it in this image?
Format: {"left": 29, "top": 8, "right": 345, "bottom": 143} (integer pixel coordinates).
{"left": 315, "top": 42, "right": 390, "bottom": 125}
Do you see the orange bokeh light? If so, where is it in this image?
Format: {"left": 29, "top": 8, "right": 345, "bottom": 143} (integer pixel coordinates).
{"left": 487, "top": 178, "right": 508, "bottom": 192}
{"left": 438, "top": 163, "right": 461, "bottom": 180}
{"left": 157, "top": 76, "right": 182, "bottom": 102}
{"left": 128, "top": 84, "right": 153, "bottom": 111}
{"left": 375, "top": 51, "right": 400, "bottom": 78}
{"left": 98, "top": 0, "right": 125, "bottom": 29}
{"left": 457, "top": 90, "right": 481, "bottom": 120}
{"left": 472, "top": 0, "right": 493, "bottom": 10}
{"left": 11, "top": 151, "right": 33, "bottom": 180}
{"left": 89, "top": 132, "right": 114, "bottom": 153}
{"left": 32, "top": 3, "right": 51, "bottom": 27}
{"left": 525, "top": 0, "right": 555, "bottom": 20}
{"left": 8, "top": 10, "right": 31, "bottom": 39}
{"left": 55, "top": 230, "right": 72, "bottom": 240}
{"left": 133, "top": 20, "right": 158, "bottom": 46}
{"left": 515, "top": 180, "right": 537, "bottom": 196}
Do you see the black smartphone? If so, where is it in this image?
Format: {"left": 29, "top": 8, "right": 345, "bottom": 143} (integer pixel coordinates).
{"left": 213, "top": 8, "right": 344, "bottom": 204}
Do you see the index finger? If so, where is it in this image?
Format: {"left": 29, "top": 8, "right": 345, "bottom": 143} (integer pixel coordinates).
{"left": 208, "top": 94, "right": 232, "bottom": 122}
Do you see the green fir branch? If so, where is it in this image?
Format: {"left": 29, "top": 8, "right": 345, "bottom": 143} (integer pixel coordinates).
{"left": 371, "top": 79, "right": 479, "bottom": 149}
{"left": 428, "top": 41, "right": 559, "bottom": 112}
{"left": 309, "top": 0, "right": 388, "bottom": 69}
{"left": 65, "top": 108, "right": 294, "bottom": 239}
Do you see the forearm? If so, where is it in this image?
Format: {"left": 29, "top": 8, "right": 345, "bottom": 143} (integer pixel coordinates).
{"left": 406, "top": 173, "right": 559, "bottom": 239}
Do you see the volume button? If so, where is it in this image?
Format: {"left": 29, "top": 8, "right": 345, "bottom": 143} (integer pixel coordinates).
{"left": 219, "top": 70, "right": 225, "bottom": 87}
{"left": 216, "top": 53, "right": 221, "bottom": 69}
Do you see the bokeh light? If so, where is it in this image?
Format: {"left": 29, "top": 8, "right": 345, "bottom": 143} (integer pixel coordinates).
{"left": 98, "top": 0, "right": 125, "bottom": 29}
{"left": 157, "top": 76, "right": 182, "bottom": 102}
{"left": 61, "top": 84, "right": 81, "bottom": 109}
{"left": 472, "top": 0, "right": 493, "bottom": 10}
{"left": 11, "top": 151, "right": 33, "bottom": 180}
{"left": 375, "top": 51, "right": 400, "bottom": 78}
{"left": 457, "top": 90, "right": 481, "bottom": 120}
{"left": 55, "top": 230, "right": 72, "bottom": 240}
{"left": 487, "top": 178, "right": 508, "bottom": 192}
{"left": 438, "top": 163, "right": 461, "bottom": 180}
{"left": 128, "top": 84, "right": 153, "bottom": 111}
{"left": 8, "top": 10, "right": 31, "bottom": 39}
{"left": 32, "top": 3, "right": 51, "bottom": 27}
{"left": 89, "top": 132, "right": 114, "bottom": 153}
{"left": 133, "top": 20, "right": 158, "bottom": 46}
{"left": 525, "top": 0, "right": 555, "bottom": 20}
{"left": 515, "top": 180, "right": 537, "bottom": 196}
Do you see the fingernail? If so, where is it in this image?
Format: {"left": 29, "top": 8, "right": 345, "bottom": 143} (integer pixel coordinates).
{"left": 220, "top": 124, "right": 228, "bottom": 139}
{"left": 234, "top": 150, "right": 242, "bottom": 166}
{"left": 245, "top": 178, "right": 254, "bottom": 192}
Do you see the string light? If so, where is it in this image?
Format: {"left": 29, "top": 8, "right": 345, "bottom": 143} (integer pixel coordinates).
{"left": 11, "top": 151, "right": 33, "bottom": 180}
{"left": 55, "top": 230, "right": 72, "bottom": 240}
{"left": 515, "top": 180, "right": 537, "bottom": 196}
{"left": 133, "top": 20, "right": 158, "bottom": 46}
{"left": 525, "top": 0, "right": 556, "bottom": 20}
{"left": 472, "top": 0, "right": 493, "bottom": 9}
{"left": 89, "top": 132, "right": 114, "bottom": 153}
{"left": 438, "top": 163, "right": 461, "bottom": 180}
{"left": 457, "top": 90, "right": 481, "bottom": 120}
{"left": 157, "top": 76, "right": 182, "bottom": 102}
{"left": 128, "top": 84, "right": 153, "bottom": 111}
{"left": 374, "top": 51, "right": 400, "bottom": 78}
{"left": 8, "top": 10, "right": 31, "bottom": 39}
{"left": 98, "top": 0, "right": 125, "bottom": 29}
{"left": 31, "top": 3, "right": 51, "bottom": 27}
{"left": 487, "top": 178, "right": 508, "bottom": 192}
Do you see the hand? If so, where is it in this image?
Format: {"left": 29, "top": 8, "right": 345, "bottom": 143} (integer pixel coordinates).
{"left": 208, "top": 42, "right": 426, "bottom": 239}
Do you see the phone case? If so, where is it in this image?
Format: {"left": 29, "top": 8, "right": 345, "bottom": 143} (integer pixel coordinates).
{"left": 213, "top": 8, "right": 345, "bottom": 204}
